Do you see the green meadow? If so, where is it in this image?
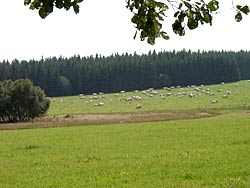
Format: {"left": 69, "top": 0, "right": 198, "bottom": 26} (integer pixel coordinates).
{"left": 48, "top": 81, "right": 250, "bottom": 115}
{"left": 1, "top": 81, "right": 250, "bottom": 187}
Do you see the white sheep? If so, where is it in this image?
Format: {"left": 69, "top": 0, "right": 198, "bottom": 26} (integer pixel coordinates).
{"left": 211, "top": 99, "right": 218, "bottom": 104}
{"left": 94, "top": 102, "right": 105, "bottom": 106}
{"left": 136, "top": 104, "right": 142, "bottom": 109}
{"left": 222, "top": 95, "right": 228, "bottom": 99}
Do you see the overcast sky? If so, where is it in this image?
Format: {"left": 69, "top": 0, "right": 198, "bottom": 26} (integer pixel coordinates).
{"left": 0, "top": 0, "right": 250, "bottom": 61}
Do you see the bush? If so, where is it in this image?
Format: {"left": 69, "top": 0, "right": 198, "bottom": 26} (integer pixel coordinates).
{"left": 0, "top": 79, "right": 50, "bottom": 123}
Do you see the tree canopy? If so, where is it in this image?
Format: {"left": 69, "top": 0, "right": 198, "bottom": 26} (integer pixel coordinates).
{"left": 24, "top": 0, "right": 249, "bottom": 44}
{"left": 0, "top": 79, "right": 50, "bottom": 123}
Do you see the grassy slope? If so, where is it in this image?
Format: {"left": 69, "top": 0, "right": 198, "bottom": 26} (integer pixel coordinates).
{"left": 48, "top": 80, "right": 250, "bottom": 115}
{"left": 1, "top": 113, "right": 250, "bottom": 188}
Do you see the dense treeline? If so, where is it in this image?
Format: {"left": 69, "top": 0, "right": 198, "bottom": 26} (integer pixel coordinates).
{"left": 0, "top": 50, "right": 249, "bottom": 97}
{"left": 0, "top": 79, "right": 50, "bottom": 123}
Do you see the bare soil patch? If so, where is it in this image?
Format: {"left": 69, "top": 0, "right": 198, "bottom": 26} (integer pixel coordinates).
{"left": 0, "top": 110, "right": 216, "bottom": 131}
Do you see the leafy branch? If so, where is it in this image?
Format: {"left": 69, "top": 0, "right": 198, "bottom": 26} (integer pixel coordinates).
{"left": 24, "top": 0, "right": 249, "bottom": 45}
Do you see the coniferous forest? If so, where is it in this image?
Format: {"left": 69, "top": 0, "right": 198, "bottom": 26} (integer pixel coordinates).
{"left": 0, "top": 50, "right": 249, "bottom": 97}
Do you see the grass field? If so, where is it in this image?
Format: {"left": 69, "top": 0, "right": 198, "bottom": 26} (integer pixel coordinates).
{"left": 1, "top": 80, "right": 250, "bottom": 187}
{"left": 48, "top": 80, "right": 250, "bottom": 115}
{"left": 0, "top": 113, "right": 250, "bottom": 187}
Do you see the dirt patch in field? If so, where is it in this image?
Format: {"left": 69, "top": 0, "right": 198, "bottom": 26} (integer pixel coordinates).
{"left": 0, "top": 110, "right": 216, "bottom": 131}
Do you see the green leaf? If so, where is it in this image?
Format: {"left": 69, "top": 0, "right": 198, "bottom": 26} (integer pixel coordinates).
{"left": 178, "top": 3, "right": 183, "bottom": 9}
{"left": 172, "top": 20, "right": 185, "bottom": 36}
{"left": 174, "top": 11, "right": 179, "bottom": 18}
{"left": 236, "top": 5, "right": 242, "bottom": 10}
{"left": 208, "top": 0, "right": 219, "bottom": 11}
{"left": 187, "top": 18, "right": 198, "bottom": 29}
{"left": 235, "top": 12, "right": 242, "bottom": 22}
{"left": 160, "top": 31, "right": 169, "bottom": 40}
{"left": 183, "top": 1, "right": 192, "bottom": 9}
{"left": 147, "top": 36, "right": 155, "bottom": 45}
{"left": 241, "top": 6, "right": 250, "bottom": 15}
{"left": 38, "top": 7, "right": 48, "bottom": 19}
{"left": 203, "top": 13, "right": 212, "bottom": 24}
{"left": 55, "top": 0, "right": 64, "bottom": 9}
{"left": 73, "top": 4, "right": 80, "bottom": 14}
{"left": 24, "top": 0, "right": 31, "bottom": 6}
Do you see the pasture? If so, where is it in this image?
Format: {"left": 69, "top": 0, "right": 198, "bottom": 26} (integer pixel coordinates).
{"left": 48, "top": 80, "right": 250, "bottom": 115}
{"left": 0, "top": 80, "right": 250, "bottom": 187}
{"left": 0, "top": 113, "right": 250, "bottom": 187}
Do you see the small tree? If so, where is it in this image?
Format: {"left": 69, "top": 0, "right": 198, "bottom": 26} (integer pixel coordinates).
{"left": 57, "top": 76, "right": 72, "bottom": 96}
{"left": 0, "top": 79, "right": 50, "bottom": 123}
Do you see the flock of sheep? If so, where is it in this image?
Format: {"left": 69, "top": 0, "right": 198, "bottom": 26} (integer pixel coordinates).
{"left": 76, "top": 82, "right": 242, "bottom": 109}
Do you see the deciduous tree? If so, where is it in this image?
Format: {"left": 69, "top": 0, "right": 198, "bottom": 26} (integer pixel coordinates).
{"left": 24, "top": 0, "right": 249, "bottom": 44}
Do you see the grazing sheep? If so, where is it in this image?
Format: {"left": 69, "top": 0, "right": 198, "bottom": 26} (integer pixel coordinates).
{"left": 90, "top": 96, "right": 99, "bottom": 100}
{"left": 189, "top": 92, "right": 196, "bottom": 98}
{"left": 136, "top": 104, "right": 142, "bottom": 109}
{"left": 132, "top": 96, "right": 142, "bottom": 100}
{"left": 125, "top": 97, "right": 133, "bottom": 102}
{"left": 166, "top": 92, "right": 172, "bottom": 96}
{"left": 217, "top": 89, "right": 222, "bottom": 92}
{"left": 211, "top": 99, "right": 218, "bottom": 104}
{"left": 194, "top": 87, "right": 199, "bottom": 91}
{"left": 99, "top": 95, "right": 105, "bottom": 99}
{"left": 222, "top": 95, "right": 228, "bottom": 99}
{"left": 178, "top": 95, "right": 184, "bottom": 98}
{"left": 221, "top": 82, "right": 224, "bottom": 85}
{"left": 163, "top": 87, "right": 171, "bottom": 91}
{"left": 160, "top": 94, "right": 166, "bottom": 99}
{"left": 94, "top": 102, "right": 105, "bottom": 106}
{"left": 234, "top": 83, "right": 238, "bottom": 87}
{"left": 209, "top": 92, "right": 214, "bottom": 96}
{"left": 161, "top": 96, "right": 166, "bottom": 99}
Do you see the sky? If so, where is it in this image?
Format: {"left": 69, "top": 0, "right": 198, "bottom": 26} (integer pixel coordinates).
{"left": 0, "top": 0, "right": 250, "bottom": 61}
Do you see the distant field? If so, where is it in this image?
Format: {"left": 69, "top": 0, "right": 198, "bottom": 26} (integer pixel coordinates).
{"left": 48, "top": 80, "right": 250, "bottom": 115}
{"left": 0, "top": 113, "right": 250, "bottom": 187}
